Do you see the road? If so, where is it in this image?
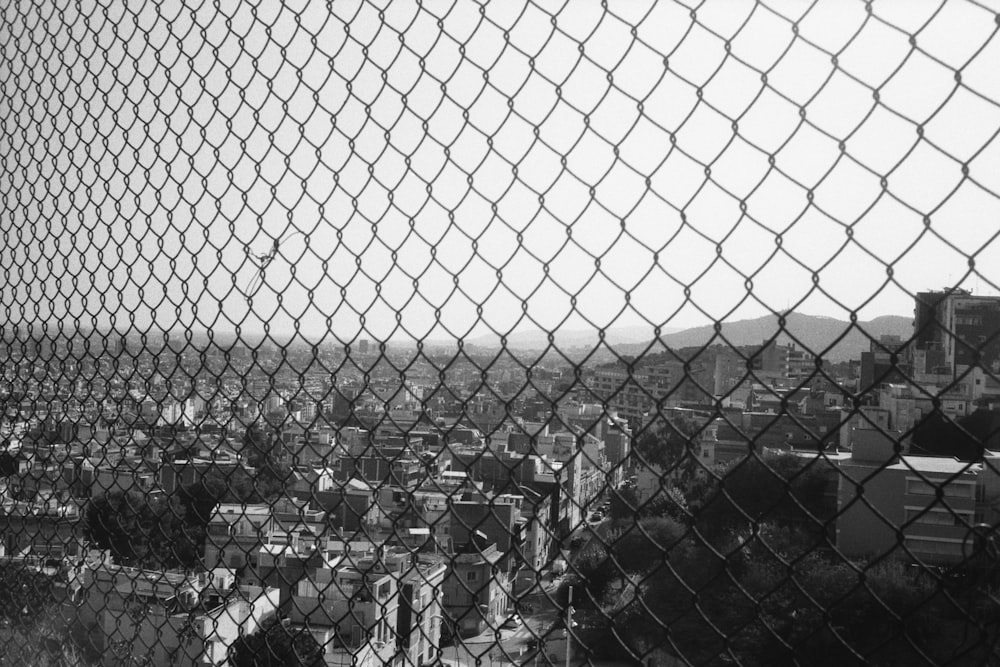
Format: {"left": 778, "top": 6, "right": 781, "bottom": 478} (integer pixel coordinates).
{"left": 439, "top": 622, "right": 540, "bottom": 666}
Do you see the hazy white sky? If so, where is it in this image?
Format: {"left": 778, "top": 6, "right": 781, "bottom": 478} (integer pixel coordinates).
{"left": 2, "top": 0, "right": 999, "bottom": 344}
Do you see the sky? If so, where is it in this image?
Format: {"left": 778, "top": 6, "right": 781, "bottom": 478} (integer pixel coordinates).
{"left": 1, "top": 0, "right": 999, "bottom": 346}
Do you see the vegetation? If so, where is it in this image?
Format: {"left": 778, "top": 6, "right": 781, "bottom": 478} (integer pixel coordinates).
{"left": 0, "top": 610, "right": 88, "bottom": 667}
{"left": 632, "top": 414, "right": 703, "bottom": 472}
{"left": 84, "top": 450, "right": 295, "bottom": 570}
{"left": 229, "top": 616, "right": 325, "bottom": 667}
{"left": 83, "top": 490, "right": 202, "bottom": 569}
{"left": 0, "top": 563, "right": 94, "bottom": 667}
{"left": 687, "top": 451, "right": 833, "bottom": 542}
{"left": 569, "top": 513, "right": 1000, "bottom": 664}
{"left": 566, "top": 424, "right": 1000, "bottom": 665}
{"left": 910, "top": 408, "right": 1000, "bottom": 461}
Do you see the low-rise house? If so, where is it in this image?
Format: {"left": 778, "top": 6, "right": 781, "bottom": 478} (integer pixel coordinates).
{"left": 83, "top": 562, "right": 280, "bottom": 666}
{"left": 202, "top": 503, "right": 272, "bottom": 571}
{"left": 442, "top": 537, "right": 510, "bottom": 638}
{"left": 287, "top": 547, "right": 415, "bottom": 666}
{"left": 448, "top": 497, "right": 520, "bottom": 576}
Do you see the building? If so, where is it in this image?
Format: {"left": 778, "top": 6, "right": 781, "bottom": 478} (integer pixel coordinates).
{"left": 287, "top": 547, "right": 445, "bottom": 667}
{"left": 836, "top": 429, "right": 985, "bottom": 565}
{"left": 203, "top": 504, "right": 273, "bottom": 571}
{"left": 396, "top": 554, "right": 448, "bottom": 666}
{"left": 911, "top": 289, "right": 1000, "bottom": 380}
{"left": 83, "top": 562, "right": 280, "bottom": 666}
{"left": 293, "top": 477, "right": 381, "bottom": 533}
{"left": 876, "top": 383, "right": 972, "bottom": 436}
{"left": 589, "top": 363, "right": 675, "bottom": 420}
{"left": 518, "top": 486, "right": 552, "bottom": 575}
{"left": 448, "top": 498, "right": 520, "bottom": 575}
{"left": 442, "top": 538, "right": 510, "bottom": 638}
{"left": 838, "top": 405, "right": 891, "bottom": 451}
{"left": 860, "top": 334, "right": 910, "bottom": 392}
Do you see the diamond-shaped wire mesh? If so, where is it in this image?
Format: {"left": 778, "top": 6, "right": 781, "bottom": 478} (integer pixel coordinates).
{"left": 2, "top": 0, "right": 1000, "bottom": 665}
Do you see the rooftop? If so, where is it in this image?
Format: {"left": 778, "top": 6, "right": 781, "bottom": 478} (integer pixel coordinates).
{"left": 886, "top": 456, "right": 981, "bottom": 476}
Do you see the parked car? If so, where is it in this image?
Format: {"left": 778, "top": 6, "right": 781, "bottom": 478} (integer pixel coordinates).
{"left": 501, "top": 614, "right": 523, "bottom": 630}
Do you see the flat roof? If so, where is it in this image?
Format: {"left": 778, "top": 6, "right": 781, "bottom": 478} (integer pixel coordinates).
{"left": 886, "top": 456, "right": 981, "bottom": 475}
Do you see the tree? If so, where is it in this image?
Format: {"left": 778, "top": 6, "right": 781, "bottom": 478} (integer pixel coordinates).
{"left": 608, "top": 517, "right": 685, "bottom": 574}
{"left": 610, "top": 485, "right": 691, "bottom": 524}
{"left": 239, "top": 426, "right": 293, "bottom": 501}
{"left": 0, "top": 451, "right": 19, "bottom": 476}
{"left": 84, "top": 490, "right": 202, "bottom": 569}
{"left": 736, "top": 554, "right": 968, "bottom": 666}
{"left": 632, "top": 415, "right": 702, "bottom": 473}
{"left": 910, "top": 408, "right": 1000, "bottom": 461}
{"left": 229, "top": 617, "right": 325, "bottom": 667}
{"left": 574, "top": 520, "right": 999, "bottom": 666}
{"left": 255, "top": 460, "right": 294, "bottom": 501}
{"left": 608, "top": 486, "right": 640, "bottom": 522}
{"left": 562, "top": 541, "right": 616, "bottom": 606}
{"left": 0, "top": 601, "right": 91, "bottom": 667}
{"left": 0, "top": 563, "right": 59, "bottom": 627}
{"left": 242, "top": 425, "right": 273, "bottom": 469}
{"left": 688, "top": 451, "right": 832, "bottom": 542}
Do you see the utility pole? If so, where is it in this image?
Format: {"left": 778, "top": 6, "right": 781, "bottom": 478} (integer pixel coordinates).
{"left": 565, "top": 585, "right": 573, "bottom": 667}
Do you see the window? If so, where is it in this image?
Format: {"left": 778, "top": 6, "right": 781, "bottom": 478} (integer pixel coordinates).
{"left": 904, "top": 537, "right": 964, "bottom": 557}
{"left": 905, "top": 478, "right": 975, "bottom": 499}
{"left": 905, "top": 479, "right": 937, "bottom": 496}
{"left": 904, "top": 507, "right": 972, "bottom": 526}
{"left": 466, "top": 571, "right": 477, "bottom": 582}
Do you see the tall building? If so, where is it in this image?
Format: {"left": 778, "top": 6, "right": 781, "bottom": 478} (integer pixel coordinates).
{"left": 860, "top": 334, "right": 909, "bottom": 392}
{"left": 589, "top": 363, "right": 675, "bottom": 420}
{"left": 911, "top": 289, "right": 1000, "bottom": 378}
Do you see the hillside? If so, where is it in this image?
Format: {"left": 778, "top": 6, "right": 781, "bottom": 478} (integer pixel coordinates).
{"left": 618, "top": 313, "right": 913, "bottom": 362}
{"left": 462, "top": 324, "right": 684, "bottom": 351}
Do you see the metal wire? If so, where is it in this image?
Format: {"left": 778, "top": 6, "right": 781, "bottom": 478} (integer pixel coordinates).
{"left": 1, "top": 0, "right": 1000, "bottom": 665}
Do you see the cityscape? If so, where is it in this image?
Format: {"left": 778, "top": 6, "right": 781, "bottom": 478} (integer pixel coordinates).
{"left": 1, "top": 287, "right": 999, "bottom": 665}
{"left": 2, "top": 0, "right": 1000, "bottom": 665}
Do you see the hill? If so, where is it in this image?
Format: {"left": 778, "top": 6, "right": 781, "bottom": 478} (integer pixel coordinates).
{"left": 618, "top": 313, "right": 912, "bottom": 362}
{"left": 462, "top": 324, "right": 684, "bottom": 351}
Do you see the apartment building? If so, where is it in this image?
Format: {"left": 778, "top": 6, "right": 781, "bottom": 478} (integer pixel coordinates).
{"left": 912, "top": 289, "right": 1000, "bottom": 379}
{"left": 836, "top": 429, "right": 986, "bottom": 565}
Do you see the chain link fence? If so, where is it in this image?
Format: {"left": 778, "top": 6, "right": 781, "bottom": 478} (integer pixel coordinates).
{"left": 2, "top": 0, "right": 1000, "bottom": 665}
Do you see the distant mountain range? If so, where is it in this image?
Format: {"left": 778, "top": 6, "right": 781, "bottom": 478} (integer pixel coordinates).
{"left": 463, "top": 324, "right": 685, "bottom": 351}
{"left": 458, "top": 313, "right": 912, "bottom": 361}
{"left": 614, "top": 313, "right": 913, "bottom": 362}
{"left": 49, "top": 313, "right": 914, "bottom": 362}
